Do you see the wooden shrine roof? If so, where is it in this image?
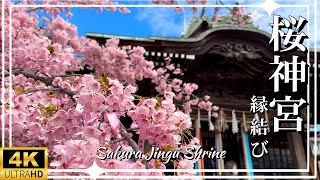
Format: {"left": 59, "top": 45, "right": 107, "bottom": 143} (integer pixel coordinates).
{"left": 86, "top": 24, "right": 319, "bottom": 111}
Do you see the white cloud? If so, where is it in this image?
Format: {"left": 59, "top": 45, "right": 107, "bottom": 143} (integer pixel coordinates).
{"left": 135, "top": 8, "right": 185, "bottom": 37}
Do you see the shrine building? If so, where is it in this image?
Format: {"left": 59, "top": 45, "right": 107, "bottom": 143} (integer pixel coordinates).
{"left": 86, "top": 15, "right": 319, "bottom": 179}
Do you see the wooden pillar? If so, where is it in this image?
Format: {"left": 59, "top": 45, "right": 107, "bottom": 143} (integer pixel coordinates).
{"left": 195, "top": 109, "right": 201, "bottom": 176}
{"left": 241, "top": 113, "right": 250, "bottom": 175}
{"left": 215, "top": 109, "right": 224, "bottom": 175}
{"left": 287, "top": 132, "right": 309, "bottom": 176}
{"left": 264, "top": 111, "right": 270, "bottom": 132}
{"left": 309, "top": 137, "right": 319, "bottom": 179}
{"left": 241, "top": 112, "right": 254, "bottom": 179}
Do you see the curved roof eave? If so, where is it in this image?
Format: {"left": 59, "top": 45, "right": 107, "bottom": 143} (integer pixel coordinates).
{"left": 149, "top": 25, "right": 272, "bottom": 43}
{"left": 86, "top": 28, "right": 319, "bottom": 55}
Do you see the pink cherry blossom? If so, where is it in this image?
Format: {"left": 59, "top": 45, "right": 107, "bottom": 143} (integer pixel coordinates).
{"left": 212, "top": 105, "right": 219, "bottom": 111}
{"left": 1, "top": 0, "right": 224, "bottom": 177}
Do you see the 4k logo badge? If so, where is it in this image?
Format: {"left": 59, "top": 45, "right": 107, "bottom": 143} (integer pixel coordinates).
{"left": 0, "top": 147, "right": 48, "bottom": 180}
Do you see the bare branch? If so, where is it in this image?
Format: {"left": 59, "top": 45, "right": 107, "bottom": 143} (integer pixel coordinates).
{"left": 219, "top": 0, "right": 232, "bottom": 11}
{"left": 108, "top": 137, "right": 126, "bottom": 144}
{"left": 26, "top": 7, "right": 43, "bottom": 13}
{"left": 54, "top": 74, "right": 83, "bottom": 78}
{"left": 24, "top": 88, "right": 62, "bottom": 94}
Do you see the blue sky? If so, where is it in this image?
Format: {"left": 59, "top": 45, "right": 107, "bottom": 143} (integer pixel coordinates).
{"left": 63, "top": 7, "right": 185, "bottom": 37}
{"left": 55, "top": 0, "right": 319, "bottom": 48}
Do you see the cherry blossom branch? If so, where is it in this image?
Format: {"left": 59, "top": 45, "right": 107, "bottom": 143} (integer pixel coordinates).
{"left": 15, "top": 70, "right": 149, "bottom": 168}
{"left": 23, "top": 88, "right": 62, "bottom": 94}
{"left": 120, "top": 122, "right": 151, "bottom": 169}
{"left": 12, "top": 70, "right": 77, "bottom": 101}
{"left": 119, "top": 123, "right": 140, "bottom": 152}
{"left": 13, "top": 70, "right": 145, "bottom": 166}
{"left": 26, "top": 7, "right": 42, "bottom": 13}
{"left": 12, "top": 70, "right": 53, "bottom": 86}
{"left": 99, "top": 112, "right": 139, "bottom": 151}
{"left": 98, "top": 109, "right": 108, "bottom": 130}
{"left": 54, "top": 74, "right": 84, "bottom": 78}
{"left": 125, "top": 127, "right": 139, "bottom": 132}
{"left": 108, "top": 137, "right": 126, "bottom": 144}
{"left": 98, "top": 109, "right": 150, "bottom": 168}
{"left": 108, "top": 127, "right": 139, "bottom": 144}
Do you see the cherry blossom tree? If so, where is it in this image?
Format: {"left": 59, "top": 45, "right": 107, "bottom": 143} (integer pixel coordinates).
{"left": 0, "top": 0, "right": 251, "bottom": 177}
